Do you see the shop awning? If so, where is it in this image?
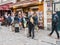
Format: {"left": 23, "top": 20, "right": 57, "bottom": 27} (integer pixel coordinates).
{"left": 0, "top": 6, "right": 3, "bottom": 10}
{"left": 2, "top": 5, "right": 9, "bottom": 10}
{"left": 0, "top": 3, "right": 13, "bottom": 10}
{"left": 10, "top": 0, "right": 39, "bottom": 8}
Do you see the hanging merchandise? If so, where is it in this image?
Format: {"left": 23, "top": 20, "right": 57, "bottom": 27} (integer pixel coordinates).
{"left": 47, "top": 0, "right": 52, "bottom": 30}
{"left": 47, "top": 2, "right": 51, "bottom": 7}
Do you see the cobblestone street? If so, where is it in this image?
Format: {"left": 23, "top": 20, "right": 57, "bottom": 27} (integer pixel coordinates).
{"left": 0, "top": 26, "right": 60, "bottom": 45}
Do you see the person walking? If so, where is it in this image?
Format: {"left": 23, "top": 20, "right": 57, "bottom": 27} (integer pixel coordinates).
{"left": 7, "top": 14, "right": 12, "bottom": 26}
{"left": 49, "top": 12, "right": 59, "bottom": 39}
{"left": 11, "top": 12, "right": 15, "bottom": 24}
{"left": 11, "top": 12, "right": 15, "bottom": 31}
{"left": 22, "top": 13, "right": 27, "bottom": 28}
{"left": 18, "top": 12, "right": 22, "bottom": 30}
{"left": 33, "top": 12, "right": 38, "bottom": 30}
{"left": 14, "top": 15, "right": 19, "bottom": 32}
{"left": 4, "top": 12, "right": 8, "bottom": 26}
{"left": 27, "top": 14, "right": 35, "bottom": 39}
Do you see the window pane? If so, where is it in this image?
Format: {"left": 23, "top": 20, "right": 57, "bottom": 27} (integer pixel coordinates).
{"left": 55, "top": 4, "right": 60, "bottom": 11}
{"left": 0, "top": 0, "right": 1, "bottom": 3}
{"left": 3, "top": 0, "right": 7, "bottom": 2}
{"left": 53, "top": 0, "right": 60, "bottom": 2}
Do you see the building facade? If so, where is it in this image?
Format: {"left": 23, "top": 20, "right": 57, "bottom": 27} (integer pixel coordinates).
{"left": 0, "top": 0, "right": 16, "bottom": 15}
{"left": 10, "top": 0, "right": 45, "bottom": 29}
{"left": 0, "top": 0, "right": 53, "bottom": 30}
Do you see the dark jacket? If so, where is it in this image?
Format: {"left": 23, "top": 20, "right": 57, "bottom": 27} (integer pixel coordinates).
{"left": 27, "top": 16, "right": 34, "bottom": 28}
{"left": 7, "top": 16, "right": 12, "bottom": 23}
{"left": 33, "top": 16, "right": 38, "bottom": 25}
{"left": 52, "top": 14, "right": 59, "bottom": 25}
{"left": 14, "top": 15, "right": 19, "bottom": 23}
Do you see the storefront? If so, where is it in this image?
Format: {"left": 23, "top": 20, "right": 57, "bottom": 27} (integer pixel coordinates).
{"left": 10, "top": 0, "right": 44, "bottom": 29}
{"left": 0, "top": 3, "right": 13, "bottom": 15}
{"left": 45, "top": 0, "right": 60, "bottom": 30}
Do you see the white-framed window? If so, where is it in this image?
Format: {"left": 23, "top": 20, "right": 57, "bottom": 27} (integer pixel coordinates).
{"left": 53, "top": 0, "right": 60, "bottom": 2}
{"left": 0, "top": 0, "right": 1, "bottom": 3}
{"left": 55, "top": 3, "right": 60, "bottom": 11}
{"left": 3, "top": 0, "right": 7, "bottom": 2}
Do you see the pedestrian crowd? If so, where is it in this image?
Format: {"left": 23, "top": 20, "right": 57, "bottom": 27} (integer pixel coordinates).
{"left": 0, "top": 11, "right": 60, "bottom": 39}
{"left": 0, "top": 11, "right": 39, "bottom": 39}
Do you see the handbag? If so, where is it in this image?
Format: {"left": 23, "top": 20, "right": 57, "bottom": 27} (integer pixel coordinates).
{"left": 30, "top": 17, "right": 34, "bottom": 24}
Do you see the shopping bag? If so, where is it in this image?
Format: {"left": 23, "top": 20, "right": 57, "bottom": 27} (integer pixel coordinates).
{"left": 15, "top": 23, "right": 19, "bottom": 27}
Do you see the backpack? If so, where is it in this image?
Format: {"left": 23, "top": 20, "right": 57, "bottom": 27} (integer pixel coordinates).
{"left": 53, "top": 14, "right": 59, "bottom": 24}
{"left": 14, "top": 16, "right": 19, "bottom": 23}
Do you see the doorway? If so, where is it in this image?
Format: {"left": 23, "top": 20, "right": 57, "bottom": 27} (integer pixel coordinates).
{"left": 56, "top": 11, "right": 60, "bottom": 30}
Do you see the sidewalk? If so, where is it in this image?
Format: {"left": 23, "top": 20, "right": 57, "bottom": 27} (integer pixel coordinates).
{"left": 0, "top": 26, "right": 60, "bottom": 45}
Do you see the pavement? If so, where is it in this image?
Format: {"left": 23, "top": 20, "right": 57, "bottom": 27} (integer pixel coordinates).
{"left": 0, "top": 26, "right": 60, "bottom": 45}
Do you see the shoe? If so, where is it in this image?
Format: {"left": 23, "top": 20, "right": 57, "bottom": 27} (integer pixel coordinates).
{"left": 48, "top": 34, "right": 51, "bottom": 36}
{"left": 57, "top": 37, "right": 60, "bottom": 39}
{"left": 32, "top": 36, "right": 34, "bottom": 39}
{"left": 27, "top": 35, "right": 31, "bottom": 38}
{"left": 55, "top": 38, "right": 59, "bottom": 39}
